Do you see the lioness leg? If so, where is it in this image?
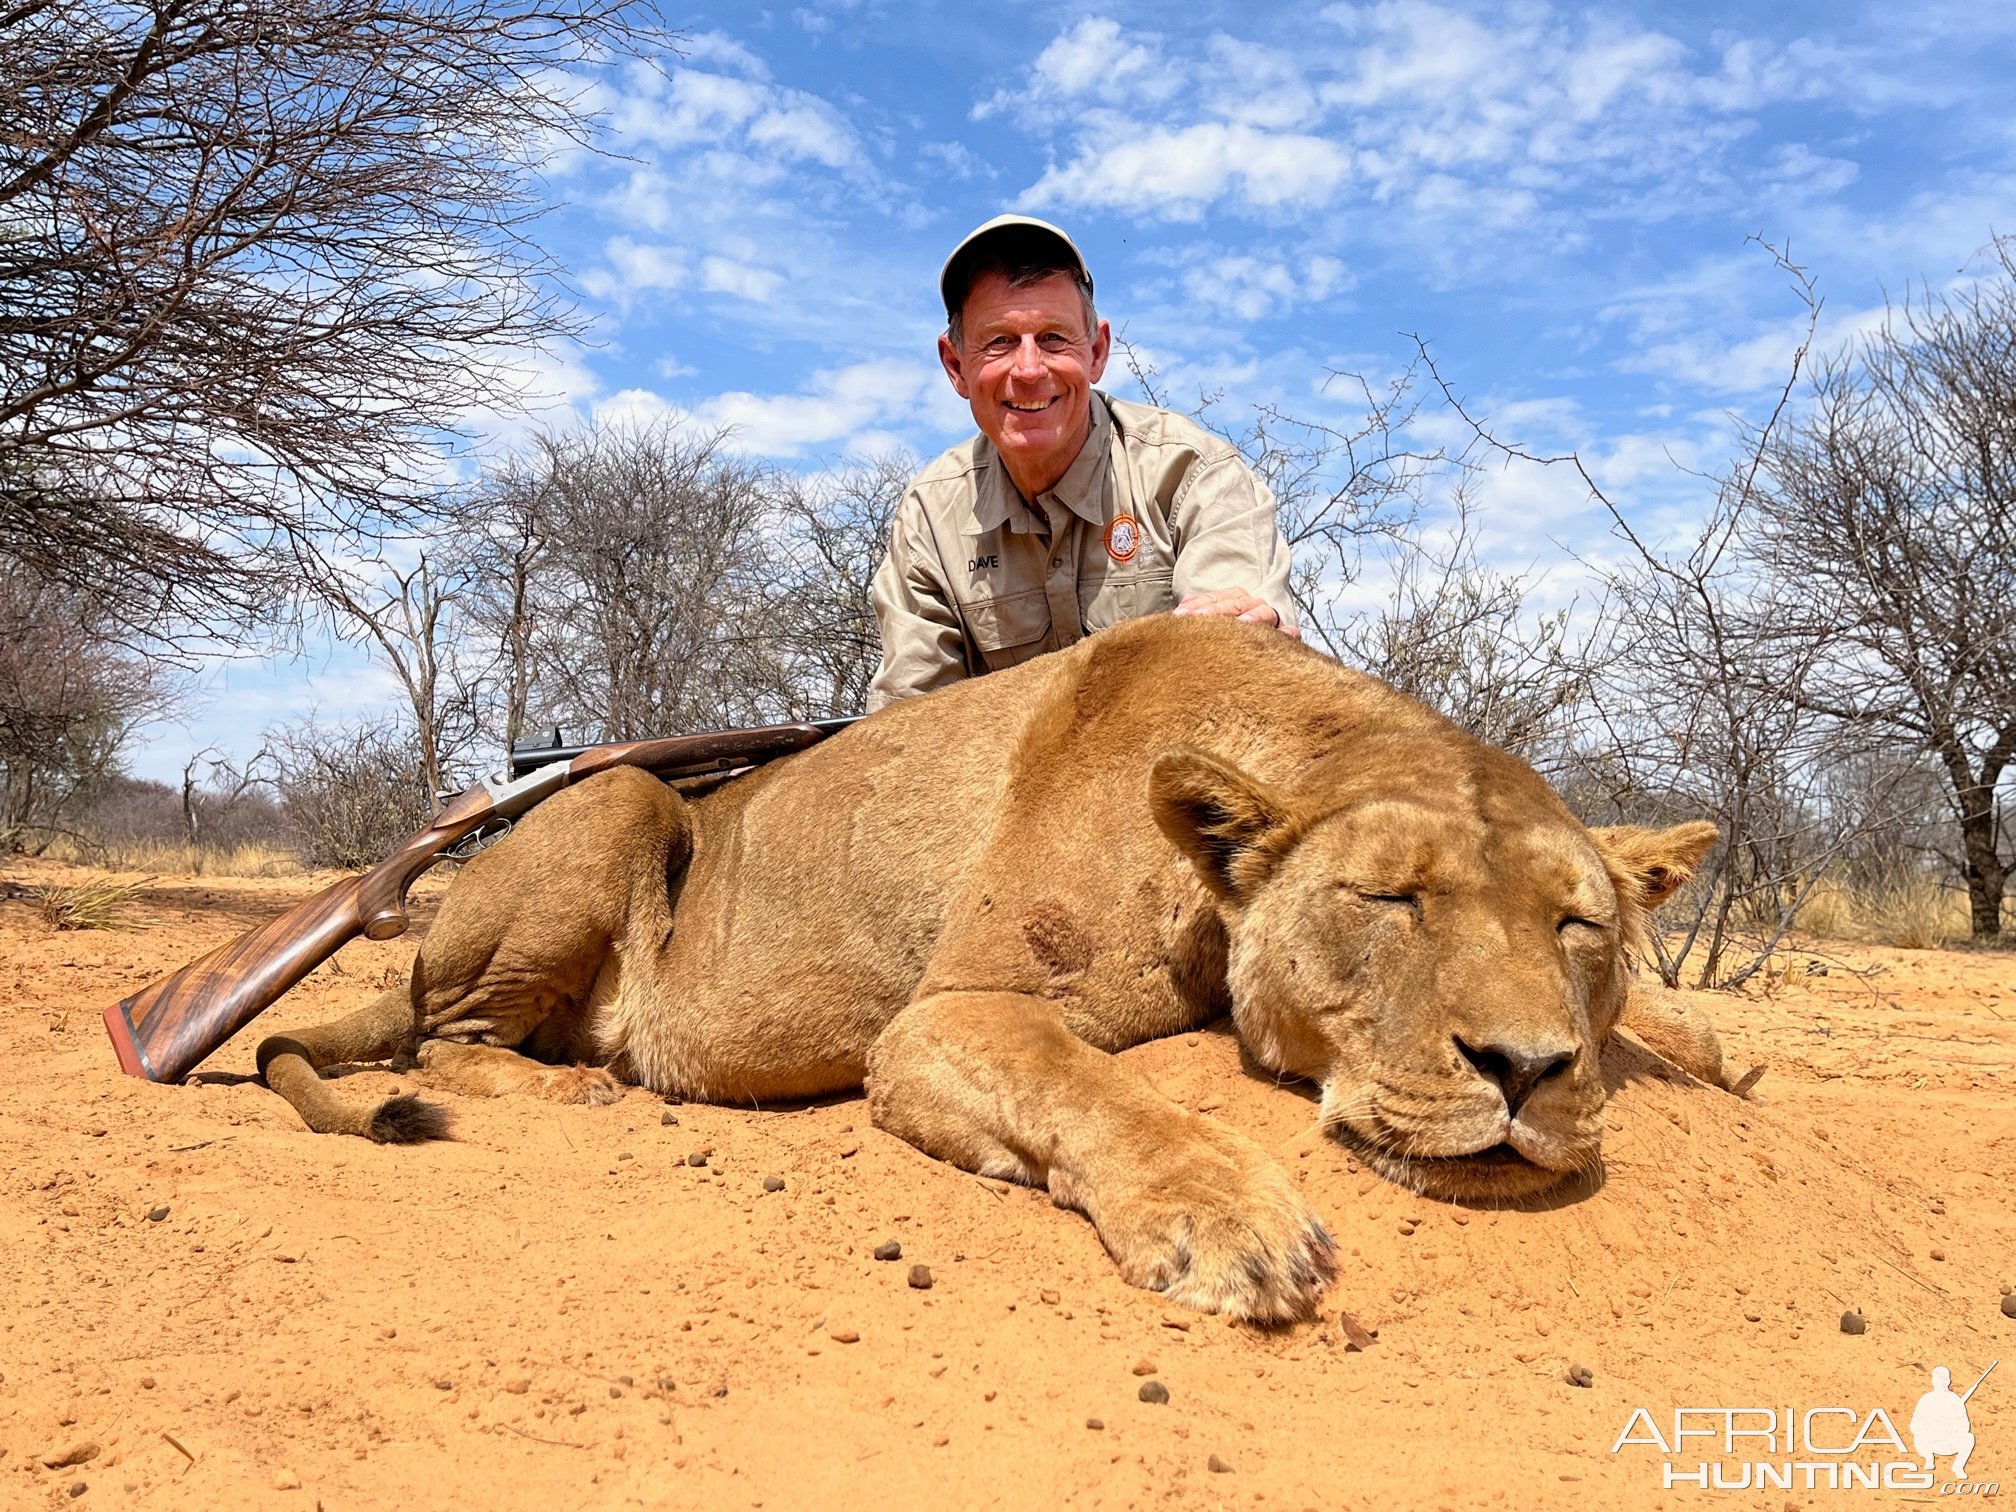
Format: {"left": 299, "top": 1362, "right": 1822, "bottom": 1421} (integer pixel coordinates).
{"left": 256, "top": 989, "right": 447, "bottom": 1143}
{"left": 413, "top": 1041, "right": 624, "bottom": 1105}
{"left": 867, "top": 989, "right": 1335, "bottom": 1322}
{"left": 260, "top": 767, "right": 689, "bottom": 1140}
{"left": 1620, "top": 983, "right": 1760, "bottom": 1093}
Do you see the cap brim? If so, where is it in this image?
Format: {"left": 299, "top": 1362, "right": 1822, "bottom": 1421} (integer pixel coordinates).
{"left": 940, "top": 214, "right": 1091, "bottom": 319}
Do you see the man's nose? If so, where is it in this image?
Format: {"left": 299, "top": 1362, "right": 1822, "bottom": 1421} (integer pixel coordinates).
{"left": 1009, "top": 334, "right": 1046, "bottom": 380}
{"left": 1453, "top": 1034, "right": 1574, "bottom": 1116}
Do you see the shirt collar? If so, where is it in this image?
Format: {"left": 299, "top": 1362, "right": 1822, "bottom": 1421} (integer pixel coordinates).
{"left": 969, "top": 393, "right": 1114, "bottom": 536}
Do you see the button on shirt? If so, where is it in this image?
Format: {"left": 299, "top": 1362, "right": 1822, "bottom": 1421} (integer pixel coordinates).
{"left": 867, "top": 393, "right": 1297, "bottom": 710}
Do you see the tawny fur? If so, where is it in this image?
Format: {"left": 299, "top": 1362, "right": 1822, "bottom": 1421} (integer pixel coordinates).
{"left": 257, "top": 616, "right": 1721, "bottom": 1320}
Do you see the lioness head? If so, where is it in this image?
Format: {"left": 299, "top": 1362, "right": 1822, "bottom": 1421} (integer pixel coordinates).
{"left": 1150, "top": 736, "right": 1716, "bottom": 1202}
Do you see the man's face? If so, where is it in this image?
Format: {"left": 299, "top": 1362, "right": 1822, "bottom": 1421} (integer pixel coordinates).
{"left": 938, "top": 269, "right": 1111, "bottom": 494}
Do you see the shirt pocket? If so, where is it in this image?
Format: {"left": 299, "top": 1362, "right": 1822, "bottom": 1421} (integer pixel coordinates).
{"left": 964, "top": 588, "right": 1053, "bottom": 671}
{"left": 1129, "top": 568, "right": 1176, "bottom": 620}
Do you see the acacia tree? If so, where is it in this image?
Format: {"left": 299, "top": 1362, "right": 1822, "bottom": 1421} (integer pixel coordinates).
{"left": 0, "top": 559, "right": 166, "bottom": 849}
{"left": 1115, "top": 338, "right": 1435, "bottom": 650}
{"left": 308, "top": 551, "right": 489, "bottom": 804}
{"left": 470, "top": 422, "right": 786, "bottom": 742}
{"left": 765, "top": 455, "right": 910, "bottom": 719}
{"left": 1747, "top": 240, "right": 2016, "bottom": 941}
{"left": 0, "top": 0, "right": 657, "bottom": 633}
{"left": 1337, "top": 488, "right": 1586, "bottom": 759}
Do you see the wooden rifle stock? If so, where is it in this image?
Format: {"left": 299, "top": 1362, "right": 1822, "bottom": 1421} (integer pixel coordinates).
{"left": 103, "top": 717, "right": 858, "bottom": 1083}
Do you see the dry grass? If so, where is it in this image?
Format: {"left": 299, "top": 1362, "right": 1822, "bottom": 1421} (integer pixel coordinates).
{"left": 38, "top": 838, "right": 303, "bottom": 878}
{"left": 1793, "top": 879, "right": 1858, "bottom": 940}
{"left": 32, "top": 875, "right": 157, "bottom": 931}
{"left": 1794, "top": 875, "right": 1972, "bottom": 950}
{"left": 1864, "top": 882, "right": 1967, "bottom": 950}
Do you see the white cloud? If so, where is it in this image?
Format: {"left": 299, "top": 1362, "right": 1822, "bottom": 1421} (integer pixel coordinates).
{"left": 582, "top": 237, "right": 687, "bottom": 303}
{"left": 989, "top": 2, "right": 1869, "bottom": 241}
{"left": 678, "top": 31, "right": 773, "bottom": 80}
{"left": 977, "top": 17, "right": 1178, "bottom": 119}
{"left": 628, "top": 358, "right": 971, "bottom": 458}
{"left": 699, "top": 255, "right": 784, "bottom": 303}
{"left": 1024, "top": 124, "right": 1351, "bottom": 220}
{"left": 919, "top": 140, "right": 990, "bottom": 181}
{"left": 1142, "top": 248, "right": 1355, "bottom": 321}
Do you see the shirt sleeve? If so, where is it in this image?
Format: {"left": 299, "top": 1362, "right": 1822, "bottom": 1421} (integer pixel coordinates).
{"left": 1166, "top": 451, "right": 1299, "bottom": 631}
{"left": 866, "top": 494, "right": 970, "bottom": 711}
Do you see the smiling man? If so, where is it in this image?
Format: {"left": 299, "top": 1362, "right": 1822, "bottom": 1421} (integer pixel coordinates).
{"left": 866, "top": 215, "right": 1299, "bottom": 709}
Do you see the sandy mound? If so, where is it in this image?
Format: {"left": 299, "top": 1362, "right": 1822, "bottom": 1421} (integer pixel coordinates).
{"left": 2, "top": 861, "right": 2011, "bottom": 1508}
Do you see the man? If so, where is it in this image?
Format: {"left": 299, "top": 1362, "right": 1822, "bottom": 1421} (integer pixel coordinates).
{"left": 866, "top": 215, "right": 1298, "bottom": 710}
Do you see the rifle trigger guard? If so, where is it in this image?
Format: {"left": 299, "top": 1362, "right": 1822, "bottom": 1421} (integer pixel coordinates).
{"left": 447, "top": 816, "right": 514, "bottom": 860}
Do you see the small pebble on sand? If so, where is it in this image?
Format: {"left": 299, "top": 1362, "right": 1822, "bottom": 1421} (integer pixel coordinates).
{"left": 763, "top": 1175, "right": 785, "bottom": 1192}
{"left": 1039, "top": 1289, "right": 1060, "bottom": 1305}
{"left": 2000, "top": 1294, "right": 2016, "bottom": 1319}
{"left": 1930, "top": 1249, "right": 1945, "bottom": 1262}
{"left": 908, "top": 1265, "right": 934, "bottom": 1290}
{"left": 1086, "top": 1418, "right": 1104, "bottom": 1431}
{"left": 1840, "top": 1310, "right": 1867, "bottom": 1335}
{"left": 1208, "top": 1454, "right": 1234, "bottom": 1474}
{"left": 1565, "top": 1365, "right": 1594, "bottom": 1389}
{"left": 686, "top": 1153, "right": 708, "bottom": 1168}
{"left": 829, "top": 1327, "right": 861, "bottom": 1344}
{"left": 1138, "top": 1380, "right": 1170, "bottom": 1405}
{"left": 146, "top": 1206, "right": 169, "bottom": 1222}
{"left": 661, "top": 1110, "right": 678, "bottom": 1126}
{"left": 273, "top": 1469, "right": 302, "bottom": 1490}
{"left": 1131, "top": 1359, "right": 1157, "bottom": 1376}
{"left": 69, "top": 1483, "right": 86, "bottom": 1499}
{"left": 873, "top": 1240, "right": 902, "bottom": 1261}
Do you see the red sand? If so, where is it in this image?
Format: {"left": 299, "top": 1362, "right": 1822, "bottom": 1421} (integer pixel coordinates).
{"left": 4, "top": 858, "right": 2012, "bottom": 1509}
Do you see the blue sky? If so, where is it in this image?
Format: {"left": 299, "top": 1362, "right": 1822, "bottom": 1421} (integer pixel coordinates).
{"left": 131, "top": 0, "right": 2016, "bottom": 781}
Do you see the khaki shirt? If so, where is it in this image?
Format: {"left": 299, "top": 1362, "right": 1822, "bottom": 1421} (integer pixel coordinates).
{"left": 867, "top": 393, "right": 1296, "bottom": 709}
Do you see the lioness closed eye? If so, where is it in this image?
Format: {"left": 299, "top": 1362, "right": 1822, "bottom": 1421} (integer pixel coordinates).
{"left": 257, "top": 616, "right": 1719, "bottom": 1323}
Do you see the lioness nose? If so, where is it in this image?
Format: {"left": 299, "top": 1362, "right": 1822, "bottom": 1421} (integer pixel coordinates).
{"left": 1453, "top": 1036, "right": 1573, "bottom": 1115}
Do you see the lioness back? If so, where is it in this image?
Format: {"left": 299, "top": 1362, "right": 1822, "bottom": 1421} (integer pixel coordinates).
{"left": 614, "top": 617, "right": 1423, "bottom": 1099}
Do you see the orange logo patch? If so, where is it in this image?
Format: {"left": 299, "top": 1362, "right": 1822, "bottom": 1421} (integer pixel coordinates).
{"left": 1103, "top": 513, "right": 1141, "bottom": 564}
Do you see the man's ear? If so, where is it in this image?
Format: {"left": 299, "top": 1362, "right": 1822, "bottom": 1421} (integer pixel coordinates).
{"left": 1149, "top": 748, "right": 1296, "bottom": 900}
{"left": 937, "top": 331, "right": 971, "bottom": 399}
{"left": 1591, "top": 821, "right": 1720, "bottom": 911}
{"left": 1087, "top": 317, "right": 1112, "bottom": 383}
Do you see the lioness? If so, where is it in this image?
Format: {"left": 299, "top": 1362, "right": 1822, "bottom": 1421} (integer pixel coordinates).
{"left": 258, "top": 616, "right": 1717, "bottom": 1322}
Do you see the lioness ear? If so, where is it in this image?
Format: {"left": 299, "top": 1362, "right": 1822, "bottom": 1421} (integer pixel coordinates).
{"left": 1591, "top": 821, "right": 1720, "bottom": 911}
{"left": 1149, "top": 748, "right": 1296, "bottom": 900}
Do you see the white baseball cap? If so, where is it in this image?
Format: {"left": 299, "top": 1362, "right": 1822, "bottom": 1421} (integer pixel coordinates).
{"left": 939, "top": 214, "right": 1093, "bottom": 321}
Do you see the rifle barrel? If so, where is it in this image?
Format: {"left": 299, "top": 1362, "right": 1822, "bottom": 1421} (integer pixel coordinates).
{"left": 508, "top": 716, "right": 860, "bottom": 780}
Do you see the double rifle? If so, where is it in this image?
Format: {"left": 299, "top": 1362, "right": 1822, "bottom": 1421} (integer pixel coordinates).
{"left": 102, "top": 717, "right": 860, "bottom": 1085}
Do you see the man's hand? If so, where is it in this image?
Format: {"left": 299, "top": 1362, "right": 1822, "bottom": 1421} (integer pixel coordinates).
{"left": 1173, "top": 587, "right": 1301, "bottom": 639}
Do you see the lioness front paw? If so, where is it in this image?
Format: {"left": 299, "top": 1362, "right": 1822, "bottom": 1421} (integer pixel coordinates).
{"left": 1092, "top": 1121, "right": 1335, "bottom": 1323}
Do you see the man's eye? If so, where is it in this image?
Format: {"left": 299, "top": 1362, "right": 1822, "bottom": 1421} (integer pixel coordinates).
{"left": 981, "top": 336, "right": 1017, "bottom": 357}
{"left": 1037, "top": 332, "right": 1074, "bottom": 350}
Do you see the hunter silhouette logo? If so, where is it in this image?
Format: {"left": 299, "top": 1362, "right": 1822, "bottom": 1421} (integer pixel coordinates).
{"left": 1912, "top": 1362, "right": 1994, "bottom": 1481}
{"left": 1610, "top": 1359, "right": 1998, "bottom": 1494}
